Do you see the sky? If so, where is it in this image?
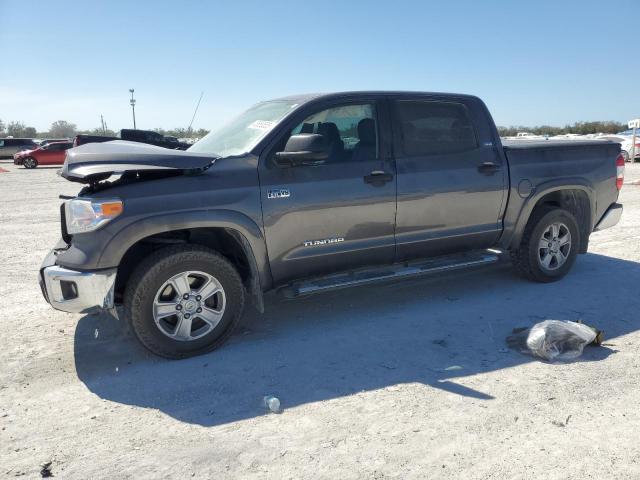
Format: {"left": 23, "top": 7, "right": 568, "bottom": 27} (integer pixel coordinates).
{"left": 1, "top": 0, "right": 638, "bottom": 132}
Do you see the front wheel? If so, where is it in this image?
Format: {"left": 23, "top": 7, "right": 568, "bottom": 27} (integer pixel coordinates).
{"left": 510, "top": 207, "right": 580, "bottom": 283}
{"left": 23, "top": 157, "right": 38, "bottom": 168}
{"left": 124, "top": 245, "right": 245, "bottom": 359}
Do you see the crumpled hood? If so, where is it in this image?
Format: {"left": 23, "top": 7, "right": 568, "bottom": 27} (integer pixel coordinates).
{"left": 59, "top": 140, "right": 216, "bottom": 183}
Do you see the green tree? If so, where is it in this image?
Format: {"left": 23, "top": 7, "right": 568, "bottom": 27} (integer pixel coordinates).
{"left": 49, "top": 120, "right": 77, "bottom": 138}
{"left": 6, "top": 121, "right": 32, "bottom": 137}
{"left": 0, "top": 119, "right": 5, "bottom": 135}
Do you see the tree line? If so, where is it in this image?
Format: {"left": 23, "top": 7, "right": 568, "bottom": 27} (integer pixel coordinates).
{"left": 497, "top": 121, "right": 627, "bottom": 137}
{"left": 0, "top": 119, "right": 210, "bottom": 139}
{"left": 1, "top": 118, "right": 630, "bottom": 140}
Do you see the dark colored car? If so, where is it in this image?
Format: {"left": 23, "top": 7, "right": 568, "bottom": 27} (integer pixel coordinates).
{"left": 73, "top": 134, "right": 119, "bottom": 147}
{"left": 40, "top": 91, "right": 624, "bottom": 358}
{"left": 119, "top": 129, "right": 191, "bottom": 150}
{"left": 0, "top": 138, "right": 38, "bottom": 158}
{"left": 14, "top": 141, "right": 74, "bottom": 168}
{"left": 73, "top": 130, "right": 190, "bottom": 150}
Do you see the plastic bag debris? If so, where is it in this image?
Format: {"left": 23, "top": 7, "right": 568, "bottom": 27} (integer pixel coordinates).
{"left": 263, "top": 395, "right": 282, "bottom": 413}
{"left": 506, "top": 320, "right": 603, "bottom": 361}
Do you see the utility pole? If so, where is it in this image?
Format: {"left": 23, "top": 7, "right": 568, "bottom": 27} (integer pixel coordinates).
{"left": 100, "top": 115, "right": 106, "bottom": 135}
{"left": 629, "top": 118, "right": 640, "bottom": 162}
{"left": 129, "top": 89, "right": 137, "bottom": 129}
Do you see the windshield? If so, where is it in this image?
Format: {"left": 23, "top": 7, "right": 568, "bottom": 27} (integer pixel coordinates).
{"left": 188, "top": 100, "right": 299, "bottom": 156}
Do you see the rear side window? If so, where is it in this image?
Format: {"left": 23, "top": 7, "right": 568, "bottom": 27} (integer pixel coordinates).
{"left": 394, "top": 100, "right": 477, "bottom": 156}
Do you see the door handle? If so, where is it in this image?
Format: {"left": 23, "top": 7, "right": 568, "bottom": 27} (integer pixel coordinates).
{"left": 478, "top": 162, "right": 501, "bottom": 174}
{"left": 364, "top": 170, "right": 394, "bottom": 185}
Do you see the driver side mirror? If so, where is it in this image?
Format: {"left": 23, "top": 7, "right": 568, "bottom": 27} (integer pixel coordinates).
{"left": 274, "top": 133, "right": 329, "bottom": 167}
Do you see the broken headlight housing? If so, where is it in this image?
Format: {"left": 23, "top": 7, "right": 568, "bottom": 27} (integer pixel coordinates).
{"left": 65, "top": 198, "right": 123, "bottom": 234}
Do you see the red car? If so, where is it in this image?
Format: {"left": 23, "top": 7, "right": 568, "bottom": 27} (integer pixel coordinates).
{"left": 13, "top": 141, "right": 74, "bottom": 168}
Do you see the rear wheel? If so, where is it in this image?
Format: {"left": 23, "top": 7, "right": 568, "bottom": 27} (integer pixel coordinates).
{"left": 124, "top": 245, "right": 245, "bottom": 359}
{"left": 23, "top": 157, "right": 38, "bottom": 169}
{"left": 510, "top": 206, "right": 580, "bottom": 283}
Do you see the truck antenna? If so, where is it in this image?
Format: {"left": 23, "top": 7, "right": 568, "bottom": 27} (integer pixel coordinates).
{"left": 188, "top": 91, "right": 204, "bottom": 136}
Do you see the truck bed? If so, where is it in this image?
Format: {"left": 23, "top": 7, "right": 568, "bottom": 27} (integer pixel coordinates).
{"left": 502, "top": 139, "right": 614, "bottom": 150}
{"left": 500, "top": 138, "right": 621, "bottom": 239}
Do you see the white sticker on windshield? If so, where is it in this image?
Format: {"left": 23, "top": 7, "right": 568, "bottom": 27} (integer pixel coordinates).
{"left": 248, "top": 120, "right": 275, "bottom": 130}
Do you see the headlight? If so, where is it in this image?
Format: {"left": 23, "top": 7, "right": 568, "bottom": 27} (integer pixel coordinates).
{"left": 65, "top": 198, "right": 123, "bottom": 234}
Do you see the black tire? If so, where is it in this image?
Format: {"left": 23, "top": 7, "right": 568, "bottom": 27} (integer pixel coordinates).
{"left": 622, "top": 150, "right": 631, "bottom": 163}
{"left": 510, "top": 206, "right": 580, "bottom": 283}
{"left": 124, "top": 245, "right": 245, "bottom": 359}
{"left": 23, "top": 157, "right": 38, "bottom": 169}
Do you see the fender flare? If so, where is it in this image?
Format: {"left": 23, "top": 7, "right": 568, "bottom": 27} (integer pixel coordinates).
{"left": 99, "top": 209, "right": 273, "bottom": 297}
{"left": 503, "top": 178, "right": 595, "bottom": 250}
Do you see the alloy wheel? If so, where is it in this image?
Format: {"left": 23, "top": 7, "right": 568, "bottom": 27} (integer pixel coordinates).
{"left": 152, "top": 270, "right": 226, "bottom": 341}
{"left": 537, "top": 222, "right": 571, "bottom": 271}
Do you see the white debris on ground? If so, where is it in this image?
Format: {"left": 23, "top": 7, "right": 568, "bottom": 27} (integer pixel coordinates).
{"left": 0, "top": 162, "right": 639, "bottom": 478}
{"left": 507, "top": 320, "right": 600, "bottom": 361}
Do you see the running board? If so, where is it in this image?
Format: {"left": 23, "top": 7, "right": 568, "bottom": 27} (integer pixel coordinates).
{"left": 279, "top": 250, "right": 501, "bottom": 299}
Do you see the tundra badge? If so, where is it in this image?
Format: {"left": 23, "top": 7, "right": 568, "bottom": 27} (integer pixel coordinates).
{"left": 267, "top": 188, "right": 290, "bottom": 199}
{"left": 303, "top": 237, "right": 345, "bottom": 247}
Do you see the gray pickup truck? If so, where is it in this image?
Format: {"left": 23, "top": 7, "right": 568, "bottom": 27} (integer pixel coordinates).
{"left": 39, "top": 91, "right": 625, "bottom": 358}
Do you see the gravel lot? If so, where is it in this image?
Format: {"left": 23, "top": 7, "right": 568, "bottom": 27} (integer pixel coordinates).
{"left": 1, "top": 160, "right": 639, "bottom": 479}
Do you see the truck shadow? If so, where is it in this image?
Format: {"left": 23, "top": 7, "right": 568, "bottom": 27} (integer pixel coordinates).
{"left": 74, "top": 252, "right": 639, "bottom": 427}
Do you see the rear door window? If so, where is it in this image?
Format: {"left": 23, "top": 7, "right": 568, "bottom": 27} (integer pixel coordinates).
{"left": 394, "top": 100, "right": 478, "bottom": 156}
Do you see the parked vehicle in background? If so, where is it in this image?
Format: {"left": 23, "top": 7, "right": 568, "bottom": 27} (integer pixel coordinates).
{"left": 73, "top": 134, "right": 118, "bottom": 147}
{"left": 73, "top": 129, "right": 190, "bottom": 150}
{"left": 39, "top": 138, "right": 71, "bottom": 147}
{"left": 119, "top": 129, "right": 191, "bottom": 149}
{"left": 40, "top": 91, "right": 624, "bottom": 359}
{"left": 595, "top": 134, "right": 639, "bottom": 162}
{"left": 0, "top": 138, "right": 38, "bottom": 158}
{"left": 13, "top": 141, "right": 73, "bottom": 168}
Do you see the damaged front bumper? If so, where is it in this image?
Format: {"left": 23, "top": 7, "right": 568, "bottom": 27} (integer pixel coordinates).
{"left": 39, "top": 248, "right": 117, "bottom": 314}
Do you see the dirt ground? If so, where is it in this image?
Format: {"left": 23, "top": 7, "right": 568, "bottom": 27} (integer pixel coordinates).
{"left": 1, "top": 159, "right": 639, "bottom": 479}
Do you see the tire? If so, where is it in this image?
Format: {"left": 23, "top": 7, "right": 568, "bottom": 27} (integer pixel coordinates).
{"left": 510, "top": 206, "right": 580, "bottom": 283}
{"left": 23, "top": 157, "right": 38, "bottom": 169}
{"left": 621, "top": 150, "right": 631, "bottom": 163}
{"left": 124, "top": 245, "right": 245, "bottom": 359}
